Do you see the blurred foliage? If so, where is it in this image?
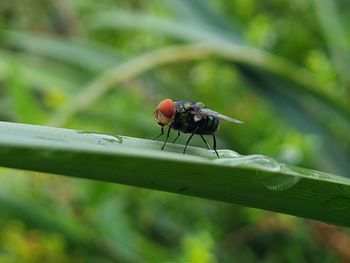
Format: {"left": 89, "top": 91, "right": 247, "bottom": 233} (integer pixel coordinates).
{"left": 0, "top": 0, "right": 350, "bottom": 262}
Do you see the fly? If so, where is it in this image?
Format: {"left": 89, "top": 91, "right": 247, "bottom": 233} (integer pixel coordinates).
{"left": 153, "top": 99, "right": 243, "bottom": 158}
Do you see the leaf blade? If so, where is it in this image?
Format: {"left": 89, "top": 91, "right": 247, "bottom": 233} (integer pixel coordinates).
{"left": 0, "top": 121, "right": 349, "bottom": 227}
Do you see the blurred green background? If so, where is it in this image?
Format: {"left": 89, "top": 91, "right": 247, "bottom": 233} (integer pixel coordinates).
{"left": 1, "top": 0, "right": 350, "bottom": 262}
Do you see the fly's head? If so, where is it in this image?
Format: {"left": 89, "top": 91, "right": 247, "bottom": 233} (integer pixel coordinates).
{"left": 155, "top": 99, "right": 176, "bottom": 126}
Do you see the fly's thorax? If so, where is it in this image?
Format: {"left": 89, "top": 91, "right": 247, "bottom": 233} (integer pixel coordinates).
{"left": 172, "top": 109, "right": 192, "bottom": 132}
{"left": 174, "top": 100, "right": 194, "bottom": 110}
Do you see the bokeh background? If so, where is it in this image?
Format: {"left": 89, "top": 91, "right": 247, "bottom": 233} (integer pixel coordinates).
{"left": 1, "top": 0, "right": 350, "bottom": 262}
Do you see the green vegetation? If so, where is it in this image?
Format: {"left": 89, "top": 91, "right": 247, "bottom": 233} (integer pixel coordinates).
{"left": 0, "top": 0, "right": 350, "bottom": 262}
{"left": 1, "top": 121, "right": 350, "bottom": 228}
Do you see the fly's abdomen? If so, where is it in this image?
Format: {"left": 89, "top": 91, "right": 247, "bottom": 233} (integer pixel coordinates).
{"left": 196, "top": 116, "right": 219, "bottom": 135}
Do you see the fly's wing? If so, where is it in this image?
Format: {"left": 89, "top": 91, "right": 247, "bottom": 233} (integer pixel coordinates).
{"left": 179, "top": 101, "right": 243, "bottom": 123}
{"left": 198, "top": 108, "right": 244, "bottom": 123}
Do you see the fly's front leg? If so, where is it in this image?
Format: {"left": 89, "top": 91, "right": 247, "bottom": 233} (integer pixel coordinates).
{"left": 161, "top": 125, "right": 172, "bottom": 150}
{"left": 153, "top": 127, "right": 164, "bottom": 140}
{"left": 172, "top": 130, "right": 181, "bottom": 143}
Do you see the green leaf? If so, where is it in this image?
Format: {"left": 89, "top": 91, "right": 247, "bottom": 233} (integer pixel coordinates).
{"left": 0, "top": 184, "right": 140, "bottom": 263}
{"left": 311, "top": 0, "right": 350, "bottom": 89}
{"left": 87, "top": 10, "right": 226, "bottom": 43}
{"left": 239, "top": 67, "right": 350, "bottom": 177}
{"left": 0, "top": 50, "right": 80, "bottom": 92}
{"left": 0, "top": 121, "right": 349, "bottom": 227}
{"left": 6, "top": 60, "right": 46, "bottom": 123}
{"left": 86, "top": 10, "right": 350, "bottom": 119}
{"left": 164, "top": 0, "right": 242, "bottom": 40}
{"left": 1, "top": 31, "right": 122, "bottom": 72}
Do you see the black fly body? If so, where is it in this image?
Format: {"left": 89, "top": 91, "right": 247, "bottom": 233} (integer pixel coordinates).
{"left": 154, "top": 99, "right": 243, "bottom": 158}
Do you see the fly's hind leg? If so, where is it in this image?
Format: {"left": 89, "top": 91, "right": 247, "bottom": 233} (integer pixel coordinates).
{"left": 212, "top": 134, "right": 219, "bottom": 158}
{"left": 172, "top": 130, "right": 181, "bottom": 143}
{"left": 200, "top": 135, "right": 211, "bottom": 150}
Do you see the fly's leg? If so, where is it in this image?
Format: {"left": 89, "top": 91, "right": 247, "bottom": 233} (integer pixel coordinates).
{"left": 200, "top": 135, "right": 211, "bottom": 150}
{"left": 161, "top": 126, "right": 171, "bottom": 150}
{"left": 153, "top": 127, "right": 164, "bottom": 140}
{"left": 172, "top": 130, "right": 181, "bottom": 143}
{"left": 213, "top": 134, "right": 219, "bottom": 158}
{"left": 183, "top": 127, "right": 199, "bottom": 154}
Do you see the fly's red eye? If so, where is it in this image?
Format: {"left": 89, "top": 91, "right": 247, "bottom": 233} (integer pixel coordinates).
{"left": 157, "top": 99, "right": 175, "bottom": 118}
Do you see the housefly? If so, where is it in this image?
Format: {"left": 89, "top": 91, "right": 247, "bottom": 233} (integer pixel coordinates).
{"left": 153, "top": 99, "right": 243, "bottom": 158}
